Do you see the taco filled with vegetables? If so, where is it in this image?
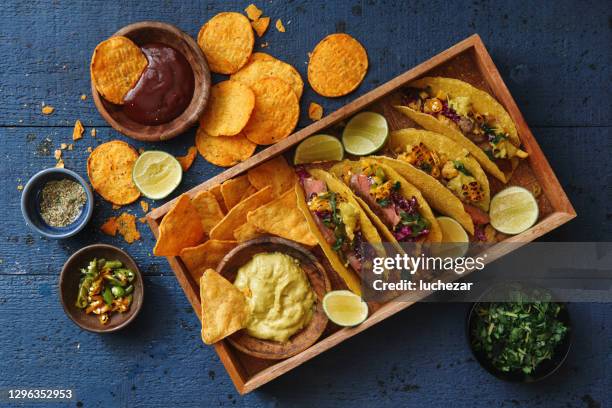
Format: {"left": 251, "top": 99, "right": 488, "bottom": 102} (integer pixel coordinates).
{"left": 394, "top": 76, "right": 528, "bottom": 183}
{"left": 376, "top": 128, "right": 492, "bottom": 234}
{"left": 295, "top": 168, "right": 387, "bottom": 296}
{"left": 330, "top": 159, "right": 442, "bottom": 250}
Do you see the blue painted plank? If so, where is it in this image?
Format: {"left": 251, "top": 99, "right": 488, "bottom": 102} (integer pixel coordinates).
{"left": 0, "top": 0, "right": 609, "bottom": 128}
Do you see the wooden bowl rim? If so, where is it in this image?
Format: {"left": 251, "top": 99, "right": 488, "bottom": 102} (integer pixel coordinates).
{"left": 216, "top": 237, "right": 331, "bottom": 360}
{"left": 59, "top": 244, "right": 144, "bottom": 333}
{"left": 91, "top": 21, "right": 210, "bottom": 142}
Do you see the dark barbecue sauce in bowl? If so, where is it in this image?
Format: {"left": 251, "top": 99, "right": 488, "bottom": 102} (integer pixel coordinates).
{"left": 123, "top": 43, "right": 194, "bottom": 125}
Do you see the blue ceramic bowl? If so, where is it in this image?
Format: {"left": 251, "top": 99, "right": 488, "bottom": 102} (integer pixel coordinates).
{"left": 21, "top": 168, "right": 94, "bottom": 239}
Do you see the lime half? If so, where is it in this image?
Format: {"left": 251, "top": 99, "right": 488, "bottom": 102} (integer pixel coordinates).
{"left": 132, "top": 151, "right": 183, "bottom": 200}
{"left": 490, "top": 186, "right": 539, "bottom": 234}
{"left": 322, "top": 290, "right": 368, "bottom": 327}
{"left": 294, "top": 134, "right": 344, "bottom": 164}
{"left": 435, "top": 216, "right": 469, "bottom": 259}
{"left": 342, "top": 111, "right": 388, "bottom": 156}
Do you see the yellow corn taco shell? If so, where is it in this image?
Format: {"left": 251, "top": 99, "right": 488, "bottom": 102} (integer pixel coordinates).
{"left": 394, "top": 76, "right": 529, "bottom": 183}
{"left": 330, "top": 159, "right": 442, "bottom": 245}
{"left": 295, "top": 169, "right": 387, "bottom": 296}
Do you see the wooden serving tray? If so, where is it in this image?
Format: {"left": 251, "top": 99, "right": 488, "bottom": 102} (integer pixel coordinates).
{"left": 146, "top": 34, "right": 575, "bottom": 394}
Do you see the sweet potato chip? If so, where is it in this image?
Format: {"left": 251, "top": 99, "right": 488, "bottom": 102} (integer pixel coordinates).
{"left": 221, "top": 175, "right": 252, "bottom": 210}
{"left": 244, "top": 4, "right": 263, "bottom": 21}
{"left": 191, "top": 190, "right": 225, "bottom": 235}
{"left": 199, "top": 80, "right": 255, "bottom": 136}
{"left": 176, "top": 146, "right": 197, "bottom": 171}
{"left": 251, "top": 17, "right": 270, "bottom": 37}
{"left": 116, "top": 212, "right": 140, "bottom": 244}
{"left": 247, "top": 189, "right": 317, "bottom": 246}
{"left": 87, "top": 140, "right": 140, "bottom": 205}
{"left": 90, "top": 36, "right": 148, "bottom": 104}
{"left": 140, "top": 200, "right": 149, "bottom": 213}
{"left": 195, "top": 127, "right": 256, "bottom": 167}
{"left": 209, "top": 186, "right": 274, "bottom": 240}
{"left": 200, "top": 269, "right": 249, "bottom": 344}
{"left": 248, "top": 52, "right": 275, "bottom": 64}
{"left": 275, "top": 19, "right": 286, "bottom": 33}
{"left": 247, "top": 155, "right": 296, "bottom": 196}
{"left": 153, "top": 194, "right": 206, "bottom": 256}
{"left": 308, "top": 102, "right": 323, "bottom": 121}
{"left": 243, "top": 77, "right": 299, "bottom": 145}
{"left": 209, "top": 184, "right": 227, "bottom": 213}
{"left": 308, "top": 33, "right": 368, "bottom": 97}
{"left": 233, "top": 221, "right": 264, "bottom": 242}
{"left": 197, "top": 12, "right": 254, "bottom": 74}
{"left": 231, "top": 59, "right": 303, "bottom": 99}
{"left": 180, "top": 240, "right": 237, "bottom": 277}
{"left": 72, "top": 120, "right": 84, "bottom": 141}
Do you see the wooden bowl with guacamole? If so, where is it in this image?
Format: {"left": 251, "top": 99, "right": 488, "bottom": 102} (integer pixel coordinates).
{"left": 217, "top": 237, "right": 331, "bottom": 360}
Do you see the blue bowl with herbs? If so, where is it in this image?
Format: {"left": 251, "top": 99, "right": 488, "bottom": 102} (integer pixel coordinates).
{"left": 467, "top": 283, "right": 571, "bottom": 383}
{"left": 21, "top": 168, "right": 94, "bottom": 239}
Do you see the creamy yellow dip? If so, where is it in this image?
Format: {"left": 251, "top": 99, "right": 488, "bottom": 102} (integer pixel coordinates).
{"left": 234, "top": 252, "right": 316, "bottom": 343}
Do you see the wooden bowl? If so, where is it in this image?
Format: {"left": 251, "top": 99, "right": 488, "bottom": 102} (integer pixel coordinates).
{"left": 59, "top": 244, "right": 144, "bottom": 333}
{"left": 217, "top": 237, "right": 331, "bottom": 360}
{"left": 91, "top": 21, "right": 211, "bottom": 142}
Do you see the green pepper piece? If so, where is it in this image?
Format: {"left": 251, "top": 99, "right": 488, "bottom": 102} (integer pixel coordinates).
{"left": 102, "top": 286, "right": 114, "bottom": 305}
{"left": 126, "top": 294, "right": 133, "bottom": 305}
{"left": 113, "top": 269, "right": 132, "bottom": 285}
{"left": 124, "top": 285, "right": 134, "bottom": 295}
{"left": 111, "top": 286, "right": 125, "bottom": 297}
{"left": 102, "top": 274, "right": 123, "bottom": 287}
{"left": 125, "top": 269, "right": 135, "bottom": 283}
{"left": 75, "top": 277, "right": 93, "bottom": 309}
{"left": 104, "top": 260, "right": 123, "bottom": 269}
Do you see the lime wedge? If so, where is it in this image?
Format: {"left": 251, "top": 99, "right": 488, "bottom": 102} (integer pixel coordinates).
{"left": 435, "top": 216, "right": 469, "bottom": 259}
{"left": 132, "top": 151, "right": 183, "bottom": 200}
{"left": 489, "top": 186, "right": 539, "bottom": 234}
{"left": 322, "top": 290, "right": 368, "bottom": 327}
{"left": 294, "top": 134, "right": 344, "bottom": 165}
{"left": 342, "top": 111, "right": 388, "bottom": 156}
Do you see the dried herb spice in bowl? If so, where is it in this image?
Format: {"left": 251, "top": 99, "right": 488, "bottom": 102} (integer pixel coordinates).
{"left": 467, "top": 284, "right": 571, "bottom": 382}
{"left": 39, "top": 179, "right": 87, "bottom": 227}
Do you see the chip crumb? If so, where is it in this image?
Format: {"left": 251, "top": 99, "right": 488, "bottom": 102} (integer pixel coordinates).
{"left": 112, "top": 204, "right": 121, "bottom": 210}
{"left": 72, "top": 119, "right": 84, "bottom": 141}
{"left": 60, "top": 143, "right": 68, "bottom": 149}
{"left": 17, "top": 184, "right": 23, "bottom": 191}
{"left": 260, "top": 42, "right": 269, "bottom": 48}
{"left": 140, "top": 200, "right": 149, "bottom": 214}
{"left": 244, "top": 4, "right": 263, "bottom": 21}
{"left": 86, "top": 146, "right": 93, "bottom": 153}
{"left": 55, "top": 159, "right": 65, "bottom": 168}
{"left": 54, "top": 149, "right": 62, "bottom": 160}
{"left": 116, "top": 212, "right": 140, "bottom": 243}
{"left": 139, "top": 216, "right": 147, "bottom": 224}
{"left": 251, "top": 16, "right": 270, "bottom": 37}
{"left": 68, "top": 144, "right": 73, "bottom": 150}
{"left": 176, "top": 146, "right": 198, "bottom": 172}
{"left": 275, "top": 19, "right": 285, "bottom": 33}
{"left": 80, "top": 94, "right": 87, "bottom": 101}
{"left": 90, "top": 128, "right": 97, "bottom": 137}
{"left": 100, "top": 216, "right": 118, "bottom": 236}
{"left": 41, "top": 105, "right": 55, "bottom": 115}
{"left": 308, "top": 102, "right": 324, "bottom": 121}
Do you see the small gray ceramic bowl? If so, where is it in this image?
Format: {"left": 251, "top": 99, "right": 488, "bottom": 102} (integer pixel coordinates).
{"left": 21, "top": 168, "right": 94, "bottom": 239}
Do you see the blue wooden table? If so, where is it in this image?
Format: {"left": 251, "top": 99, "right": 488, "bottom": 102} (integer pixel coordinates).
{"left": 1, "top": 1, "right": 610, "bottom": 407}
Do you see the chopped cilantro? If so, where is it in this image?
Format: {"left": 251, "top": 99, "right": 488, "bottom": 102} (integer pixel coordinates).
{"left": 454, "top": 160, "right": 473, "bottom": 176}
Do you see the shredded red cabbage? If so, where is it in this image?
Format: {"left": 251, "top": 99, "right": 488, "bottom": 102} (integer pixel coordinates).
{"left": 474, "top": 225, "right": 487, "bottom": 241}
{"left": 391, "top": 192, "right": 418, "bottom": 214}
{"left": 440, "top": 100, "right": 461, "bottom": 123}
{"left": 295, "top": 166, "right": 310, "bottom": 182}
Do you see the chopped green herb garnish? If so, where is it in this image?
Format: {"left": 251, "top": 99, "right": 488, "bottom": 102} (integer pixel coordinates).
{"left": 453, "top": 160, "right": 473, "bottom": 177}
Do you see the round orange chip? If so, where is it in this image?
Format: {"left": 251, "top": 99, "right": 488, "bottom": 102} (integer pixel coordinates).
{"left": 87, "top": 140, "right": 141, "bottom": 205}
{"left": 231, "top": 59, "right": 304, "bottom": 99}
{"left": 243, "top": 77, "right": 299, "bottom": 145}
{"left": 90, "top": 36, "right": 148, "bottom": 104}
{"left": 199, "top": 80, "right": 255, "bottom": 137}
{"left": 307, "top": 33, "right": 368, "bottom": 97}
{"left": 195, "top": 127, "right": 256, "bottom": 167}
{"left": 197, "top": 12, "right": 254, "bottom": 74}
{"left": 248, "top": 52, "right": 275, "bottom": 64}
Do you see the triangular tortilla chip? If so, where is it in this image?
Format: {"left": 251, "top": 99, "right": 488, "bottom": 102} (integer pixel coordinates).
{"left": 247, "top": 187, "right": 317, "bottom": 246}
{"left": 180, "top": 240, "right": 238, "bottom": 280}
{"left": 191, "top": 190, "right": 225, "bottom": 235}
{"left": 247, "top": 155, "right": 296, "bottom": 196}
{"left": 221, "top": 175, "right": 252, "bottom": 210}
{"left": 233, "top": 221, "right": 264, "bottom": 242}
{"left": 210, "top": 186, "right": 274, "bottom": 240}
{"left": 153, "top": 194, "right": 205, "bottom": 256}
{"left": 200, "top": 269, "right": 249, "bottom": 344}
